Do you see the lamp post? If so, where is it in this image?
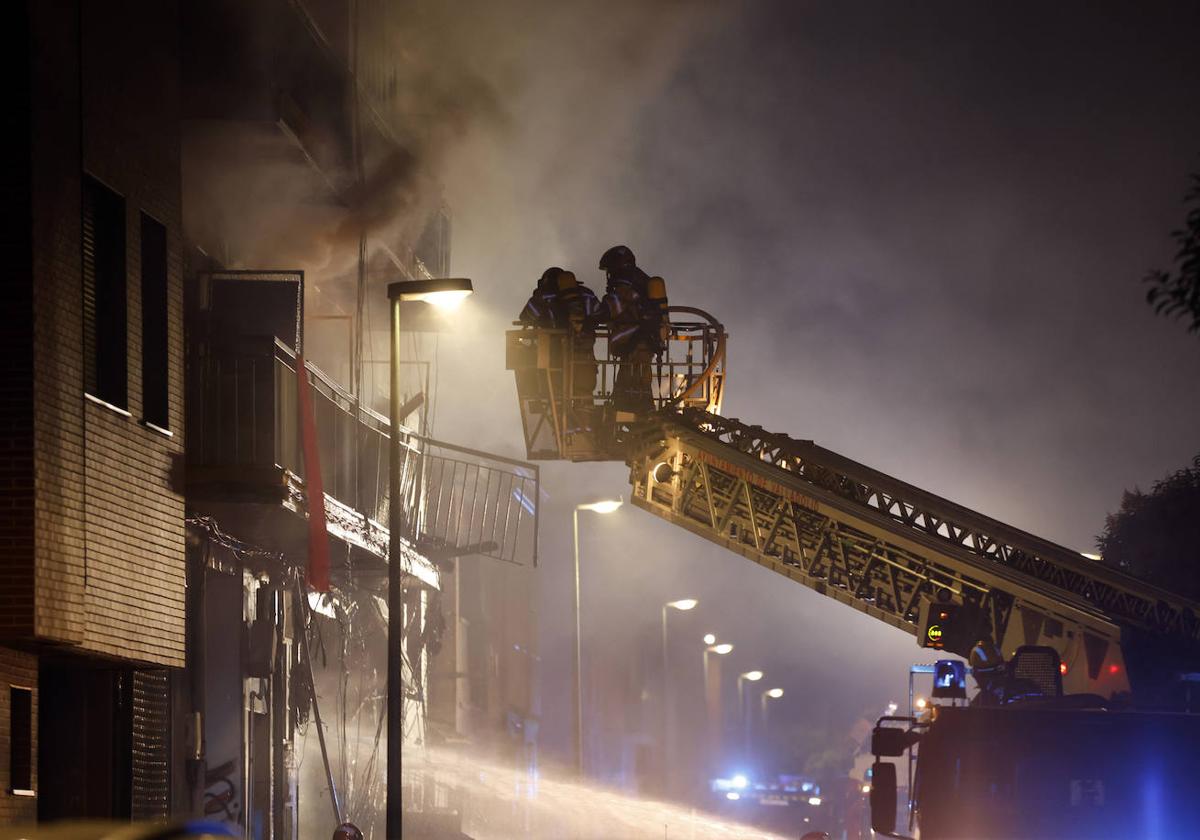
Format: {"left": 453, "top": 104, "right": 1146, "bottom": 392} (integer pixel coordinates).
{"left": 737, "top": 670, "right": 763, "bottom": 758}
{"left": 759, "top": 687, "right": 783, "bottom": 751}
{"left": 573, "top": 497, "right": 622, "bottom": 776}
{"left": 702, "top": 641, "right": 732, "bottom": 778}
{"left": 387, "top": 278, "right": 472, "bottom": 839}
{"left": 660, "top": 598, "right": 697, "bottom": 794}
{"left": 702, "top": 641, "right": 732, "bottom": 693}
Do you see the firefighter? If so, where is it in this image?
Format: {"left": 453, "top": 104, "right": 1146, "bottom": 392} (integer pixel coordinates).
{"left": 555, "top": 269, "right": 602, "bottom": 399}
{"left": 515, "top": 267, "right": 566, "bottom": 410}
{"left": 594, "top": 245, "right": 657, "bottom": 414}
{"left": 969, "top": 635, "right": 1006, "bottom": 705}
{"left": 518, "top": 266, "right": 565, "bottom": 328}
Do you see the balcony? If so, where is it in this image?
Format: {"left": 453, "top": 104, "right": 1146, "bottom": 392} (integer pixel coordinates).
{"left": 187, "top": 336, "right": 537, "bottom": 582}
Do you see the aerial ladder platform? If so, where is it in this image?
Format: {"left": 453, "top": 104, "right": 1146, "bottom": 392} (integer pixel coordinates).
{"left": 506, "top": 307, "right": 1200, "bottom": 699}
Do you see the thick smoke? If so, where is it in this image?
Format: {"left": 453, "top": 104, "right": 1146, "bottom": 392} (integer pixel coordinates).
{"left": 258, "top": 0, "right": 1200, "bottom": 822}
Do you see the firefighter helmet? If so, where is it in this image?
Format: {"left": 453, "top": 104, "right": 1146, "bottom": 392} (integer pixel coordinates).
{"left": 556, "top": 270, "right": 579, "bottom": 292}
{"left": 538, "top": 266, "right": 564, "bottom": 293}
{"left": 598, "top": 245, "right": 636, "bottom": 272}
{"left": 332, "top": 823, "right": 364, "bottom": 840}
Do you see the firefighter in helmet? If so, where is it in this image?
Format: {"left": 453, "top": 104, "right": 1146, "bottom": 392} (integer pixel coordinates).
{"left": 518, "top": 266, "right": 566, "bottom": 328}
{"left": 555, "top": 269, "right": 602, "bottom": 401}
{"left": 593, "top": 245, "right": 662, "bottom": 415}
{"left": 514, "top": 266, "right": 569, "bottom": 409}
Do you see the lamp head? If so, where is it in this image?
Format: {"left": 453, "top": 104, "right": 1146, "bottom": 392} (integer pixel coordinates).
{"left": 702, "top": 633, "right": 717, "bottom": 645}
{"left": 668, "top": 598, "right": 698, "bottom": 611}
{"left": 742, "top": 670, "right": 764, "bottom": 682}
{"left": 578, "top": 498, "right": 622, "bottom": 514}
{"left": 710, "top": 643, "right": 734, "bottom": 655}
{"left": 767, "top": 688, "right": 784, "bottom": 699}
{"left": 389, "top": 278, "right": 474, "bottom": 311}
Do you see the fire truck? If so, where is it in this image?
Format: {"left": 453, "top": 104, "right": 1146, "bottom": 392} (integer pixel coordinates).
{"left": 507, "top": 301, "right": 1200, "bottom": 836}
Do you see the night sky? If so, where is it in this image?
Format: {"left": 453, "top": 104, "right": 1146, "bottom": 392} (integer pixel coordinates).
{"left": 401, "top": 1, "right": 1200, "bottom": 772}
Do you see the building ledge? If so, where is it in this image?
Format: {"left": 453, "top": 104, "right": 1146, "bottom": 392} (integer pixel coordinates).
{"left": 280, "top": 470, "right": 439, "bottom": 590}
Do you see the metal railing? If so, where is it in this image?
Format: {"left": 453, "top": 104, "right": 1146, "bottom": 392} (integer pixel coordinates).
{"left": 189, "top": 336, "right": 539, "bottom": 566}
{"left": 417, "top": 438, "right": 540, "bottom": 567}
{"left": 507, "top": 306, "right": 726, "bottom": 461}
{"left": 189, "top": 335, "right": 403, "bottom": 527}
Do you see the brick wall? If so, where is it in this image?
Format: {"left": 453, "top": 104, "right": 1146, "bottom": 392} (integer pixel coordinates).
{"left": 0, "top": 647, "right": 38, "bottom": 825}
{"left": 29, "top": 0, "right": 86, "bottom": 647}
{"left": 78, "top": 0, "right": 186, "bottom": 666}
{"left": 26, "top": 0, "right": 187, "bottom": 666}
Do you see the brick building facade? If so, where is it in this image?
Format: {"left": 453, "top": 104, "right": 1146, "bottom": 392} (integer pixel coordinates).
{"left": 3, "top": 0, "right": 185, "bottom": 822}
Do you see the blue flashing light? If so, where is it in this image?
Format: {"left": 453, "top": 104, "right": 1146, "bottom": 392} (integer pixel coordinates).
{"left": 726, "top": 791, "right": 741, "bottom": 801}
{"left": 731, "top": 774, "right": 748, "bottom": 789}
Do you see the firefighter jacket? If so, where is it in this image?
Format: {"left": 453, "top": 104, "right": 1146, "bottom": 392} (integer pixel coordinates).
{"left": 518, "top": 289, "right": 558, "bottom": 328}
{"left": 593, "top": 277, "right": 644, "bottom": 356}
{"left": 557, "top": 281, "right": 601, "bottom": 337}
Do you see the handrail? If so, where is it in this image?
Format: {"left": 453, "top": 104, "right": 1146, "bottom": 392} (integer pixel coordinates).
{"left": 661, "top": 305, "right": 726, "bottom": 409}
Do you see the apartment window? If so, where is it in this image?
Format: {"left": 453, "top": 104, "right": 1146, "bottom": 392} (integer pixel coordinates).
{"left": 9, "top": 686, "right": 32, "bottom": 793}
{"left": 140, "top": 213, "right": 169, "bottom": 429}
{"left": 82, "top": 175, "right": 127, "bottom": 408}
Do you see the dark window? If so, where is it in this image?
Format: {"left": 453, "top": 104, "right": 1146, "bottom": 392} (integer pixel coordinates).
{"left": 10, "top": 686, "right": 32, "bottom": 792}
{"left": 140, "top": 214, "right": 169, "bottom": 428}
{"left": 82, "top": 175, "right": 127, "bottom": 408}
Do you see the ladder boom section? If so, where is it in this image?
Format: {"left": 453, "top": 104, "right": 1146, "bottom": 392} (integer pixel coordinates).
{"left": 627, "top": 409, "right": 1200, "bottom": 665}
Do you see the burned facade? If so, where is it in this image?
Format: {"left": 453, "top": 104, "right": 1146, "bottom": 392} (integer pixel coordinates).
{"left": 3, "top": 0, "right": 538, "bottom": 835}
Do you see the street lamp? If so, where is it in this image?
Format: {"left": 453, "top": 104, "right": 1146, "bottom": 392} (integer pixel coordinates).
{"left": 387, "top": 277, "right": 472, "bottom": 839}
{"left": 661, "top": 598, "right": 698, "bottom": 796}
{"left": 702, "top": 641, "right": 733, "bottom": 783}
{"left": 701, "top": 641, "right": 734, "bottom": 706}
{"left": 760, "top": 687, "right": 784, "bottom": 733}
{"left": 737, "top": 670, "right": 764, "bottom": 757}
{"left": 573, "top": 497, "right": 622, "bottom": 775}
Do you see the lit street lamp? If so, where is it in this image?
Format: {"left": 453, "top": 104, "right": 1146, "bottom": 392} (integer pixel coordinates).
{"left": 760, "top": 687, "right": 784, "bottom": 735}
{"left": 661, "top": 598, "right": 698, "bottom": 795}
{"left": 702, "top": 641, "right": 734, "bottom": 713}
{"left": 387, "top": 277, "right": 473, "bottom": 839}
{"left": 702, "top": 640, "right": 733, "bottom": 778}
{"left": 737, "top": 670, "right": 764, "bottom": 757}
{"left": 574, "top": 497, "right": 623, "bottom": 775}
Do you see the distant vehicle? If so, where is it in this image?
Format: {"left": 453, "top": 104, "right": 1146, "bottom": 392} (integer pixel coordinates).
{"left": 870, "top": 654, "right": 1200, "bottom": 839}
{"left": 0, "top": 822, "right": 237, "bottom": 840}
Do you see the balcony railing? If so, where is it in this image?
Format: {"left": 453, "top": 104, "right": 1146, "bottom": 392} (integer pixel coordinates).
{"left": 189, "top": 336, "right": 538, "bottom": 567}
{"left": 189, "top": 335, "right": 396, "bottom": 526}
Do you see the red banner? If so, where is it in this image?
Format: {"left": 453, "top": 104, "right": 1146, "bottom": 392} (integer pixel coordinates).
{"left": 296, "top": 355, "right": 331, "bottom": 592}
